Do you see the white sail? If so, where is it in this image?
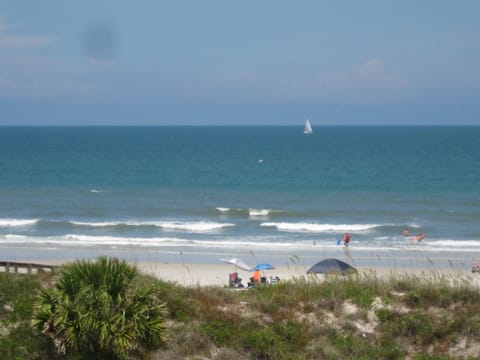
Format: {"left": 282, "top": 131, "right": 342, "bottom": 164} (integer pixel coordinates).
{"left": 304, "top": 118, "right": 313, "bottom": 134}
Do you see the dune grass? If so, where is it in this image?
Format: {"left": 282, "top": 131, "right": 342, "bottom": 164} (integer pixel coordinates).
{"left": 0, "top": 271, "right": 56, "bottom": 359}
{"left": 156, "top": 269, "right": 480, "bottom": 359}
{"left": 1, "top": 265, "right": 480, "bottom": 359}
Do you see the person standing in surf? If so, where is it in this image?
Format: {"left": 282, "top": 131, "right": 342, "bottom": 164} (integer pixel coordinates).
{"left": 343, "top": 233, "right": 351, "bottom": 247}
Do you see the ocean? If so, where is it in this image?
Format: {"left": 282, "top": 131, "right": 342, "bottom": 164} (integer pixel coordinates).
{"left": 0, "top": 126, "right": 479, "bottom": 269}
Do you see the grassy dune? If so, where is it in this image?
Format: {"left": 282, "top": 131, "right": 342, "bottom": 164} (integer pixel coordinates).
{"left": 1, "top": 267, "right": 480, "bottom": 359}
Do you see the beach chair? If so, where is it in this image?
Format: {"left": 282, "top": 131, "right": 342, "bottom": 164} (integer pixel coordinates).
{"left": 269, "top": 275, "right": 279, "bottom": 285}
{"left": 229, "top": 272, "right": 242, "bottom": 287}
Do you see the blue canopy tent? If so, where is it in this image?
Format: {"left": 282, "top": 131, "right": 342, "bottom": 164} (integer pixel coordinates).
{"left": 307, "top": 258, "right": 356, "bottom": 275}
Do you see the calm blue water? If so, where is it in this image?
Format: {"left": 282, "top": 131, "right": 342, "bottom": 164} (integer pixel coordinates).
{"left": 0, "top": 126, "right": 479, "bottom": 267}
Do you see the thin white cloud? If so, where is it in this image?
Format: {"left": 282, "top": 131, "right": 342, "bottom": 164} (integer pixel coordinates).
{"left": 85, "top": 56, "right": 117, "bottom": 69}
{"left": 210, "top": 57, "right": 408, "bottom": 104}
{"left": 0, "top": 18, "right": 16, "bottom": 32}
{"left": 0, "top": 14, "right": 119, "bottom": 101}
{"left": 0, "top": 34, "right": 56, "bottom": 48}
{"left": 325, "top": 57, "right": 407, "bottom": 93}
{"left": 264, "top": 57, "right": 408, "bottom": 103}
{"left": 0, "top": 16, "right": 56, "bottom": 49}
{"left": 0, "top": 53, "right": 118, "bottom": 100}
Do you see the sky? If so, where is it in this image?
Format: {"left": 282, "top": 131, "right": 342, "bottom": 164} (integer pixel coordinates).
{"left": 0, "top": 1, "right": 479, "bottom": 125}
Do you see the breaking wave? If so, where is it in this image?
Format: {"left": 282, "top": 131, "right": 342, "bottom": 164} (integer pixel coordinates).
{"left": 216, "top": 207, "right": 278, "bottom": 218}
{"left": 0, "top": 219, "right": 39, "bottom": 227}
{"left": 71, "top": 220, "right": 234, "bottom": 232}
{"left": 261, "top": 222, "right": 381, "bottom": 233}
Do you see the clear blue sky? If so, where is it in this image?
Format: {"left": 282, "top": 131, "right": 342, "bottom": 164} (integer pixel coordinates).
{"left": 1, "top": 1, "right": 479, "bottom": 125}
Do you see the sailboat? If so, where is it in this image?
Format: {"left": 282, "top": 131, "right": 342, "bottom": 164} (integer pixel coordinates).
{"left": 304, "top": 117, "right": 313, "bottom": 134}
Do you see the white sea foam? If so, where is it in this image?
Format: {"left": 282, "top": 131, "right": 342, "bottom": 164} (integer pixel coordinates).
{"left": 216, "top": 207, "right": 274, "bottom": 217}
{"left": 429, "top": 240, "right": 480, "bottom": 248}
{"left": 0, "top": 232, "right": 309, "bottom": 249}
{"left": 157, "top": 221, "right": 234, "bottom": 232}
{"left": 0, "top": 234, "right": 189, "bottom": 247}
{"left": 0, "top": 219, "right": 38, "bottom": 227}
{"left": 261, "top": 222, "right": 380, "bottom": 232}
{"left": 90, "top": 189, "right": 103, "bottom": 193}
{"left": 249, "top": 208, "right": 271, "bottom": 217}
{"left": 71, "top": 221, "right": 124, "bottom": 227}
{"left": 59, "top": 235, "right": 303, "bottom": 249}
{"left": 3, "top": 234, "right": 29, "bottom": 242}
{"left": 0, "top": 233, "right": 477, "bottom": 254}
{"left": 216, "top": 207, "right": 244, "bottom": 213}
{"left": 0, "top": 235, "right": 393, "bottom": 252}
{"left": 63, "top": 234, "right": 188, "bottom": 246}
{"left": 0, "top": 234, "right": 273, "bottom": 248}
{"left": 70, "top": 220, "right": 234, "bottom": 232}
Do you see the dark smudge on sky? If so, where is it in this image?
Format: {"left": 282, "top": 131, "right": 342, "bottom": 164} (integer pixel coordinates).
{"left": 83, "top": 21, "right": 117, "bottom": 59}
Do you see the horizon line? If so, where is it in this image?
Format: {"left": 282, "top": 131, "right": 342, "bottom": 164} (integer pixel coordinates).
{"left": 0, "top": 124, "right": 479, "bottom": 127}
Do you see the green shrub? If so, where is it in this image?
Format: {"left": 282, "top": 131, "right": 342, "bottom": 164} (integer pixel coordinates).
{"left": 32, "top": 257, "right": 167, "bottom": 359}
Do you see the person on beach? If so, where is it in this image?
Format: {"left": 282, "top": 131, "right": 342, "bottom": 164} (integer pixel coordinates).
{"left": 229, "top": 272, "right": 243, "bottom": 288}
{"left": 403, "top": 228, "right": 409, "bottom": 237}
{"left": 412, "top": 233, "right": 426, "bottom": 242}
{"left": 253, "top": 269, "right": 261, "bottom": 284}
{"left": 343, "top": 233, "right": 351, "bottom": 247}
{"left": 472, "top": 260, "right": 479, "bottom": 273}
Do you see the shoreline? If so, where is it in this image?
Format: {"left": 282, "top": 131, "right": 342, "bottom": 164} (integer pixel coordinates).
{"left": 3, "top": 243, "right": 477, "bottom": 269}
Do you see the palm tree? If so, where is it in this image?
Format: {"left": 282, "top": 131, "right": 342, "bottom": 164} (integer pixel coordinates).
{"left": 32, "top": 257, "right": 167, "bottom": 359}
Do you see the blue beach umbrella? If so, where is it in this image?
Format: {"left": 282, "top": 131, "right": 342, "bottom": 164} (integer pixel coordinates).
{"left": 251, "top": 263, "right": 275, "bottom": 271}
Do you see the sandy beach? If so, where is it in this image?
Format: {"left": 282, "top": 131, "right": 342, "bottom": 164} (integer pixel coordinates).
{"left": 129, "top": 261, "right": 480, "bottom": 288}
{"left": 134, "top": 262, "right": 307, "bottom": 287}
{"left": 11, "top": 246, "right": 480, "bottom": 288}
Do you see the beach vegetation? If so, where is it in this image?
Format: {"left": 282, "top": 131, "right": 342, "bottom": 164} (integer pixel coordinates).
{"left": 0, "top": 271, "right": 56, "bottom": 359}
{"left": 31, "top": 257, "right": 167, "bottom": 359}
{"left": 2, "top": 260, "right": 480, "bottom": 359}
{"left": 159, "top": 270, "right": 480, "bottom": 359}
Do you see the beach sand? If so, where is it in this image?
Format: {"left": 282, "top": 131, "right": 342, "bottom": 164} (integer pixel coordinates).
{"left": 10, "top": 254, "right": 480, "bottom": 288}
{"left": 133, "top": 262, "right": 307, "bottom": 287}
{"left": 131, "top": 262, "right": 480, "bottom": 288}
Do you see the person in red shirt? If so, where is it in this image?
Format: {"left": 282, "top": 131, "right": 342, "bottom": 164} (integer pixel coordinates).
{"left": 343, "top": 233, "right": 351, "bottom": 247}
